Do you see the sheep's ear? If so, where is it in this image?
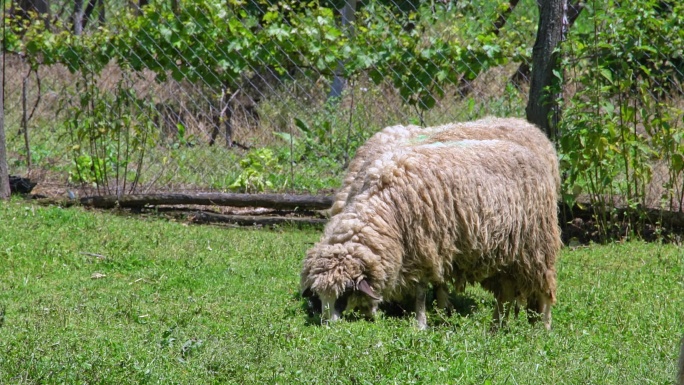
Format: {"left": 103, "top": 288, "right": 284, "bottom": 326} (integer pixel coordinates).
{"left": 357, "top": 279, "right": 381, "bottom": 301}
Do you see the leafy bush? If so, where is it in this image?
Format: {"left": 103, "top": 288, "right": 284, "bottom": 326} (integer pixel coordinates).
{"left": 229, "top": 148, "right": 283, "bottom": 193}
{"left": 560, "top": 0, "right": 684, "bottom": 238}
{"left": 63, "top": 78, "right": 158, "bottom": 194}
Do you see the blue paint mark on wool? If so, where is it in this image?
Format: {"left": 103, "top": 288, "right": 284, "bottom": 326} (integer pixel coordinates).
{"left": 418, "top": 139, "right": 503, "bottom": 148}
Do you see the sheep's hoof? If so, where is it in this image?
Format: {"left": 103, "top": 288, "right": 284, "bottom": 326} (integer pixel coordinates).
{"left": 415, "top": 320, "right": 428, "bottom": 330}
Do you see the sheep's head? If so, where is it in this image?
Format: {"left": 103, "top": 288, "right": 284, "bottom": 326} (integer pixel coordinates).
{"left": 301, "top": 243, "right": 382, "bottom": 323}
{"left": 302, "top": 278, "right": 381, "bottom": 322}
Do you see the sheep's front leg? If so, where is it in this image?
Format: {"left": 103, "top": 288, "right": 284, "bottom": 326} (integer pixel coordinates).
{"left": 415, "top": 283, "right": 428, "bottom": 330}
{"left": 320, "top": 293, "right": 342, "bottom": 323}
{"left": 526, "top": 293, "right": 553, "bottom": 331}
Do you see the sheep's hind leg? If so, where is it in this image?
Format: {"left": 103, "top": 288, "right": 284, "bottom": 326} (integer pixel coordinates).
{"left": 435, "top": 284, "right": 453, "bottom": 314}
{"left": 415, "top": 283, "right": 428, "bottom": 330}
{"left": 492, "top": 279, "right": 516, "bottom": 330}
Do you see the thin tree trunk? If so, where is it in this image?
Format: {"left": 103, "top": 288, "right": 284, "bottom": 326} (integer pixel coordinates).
{"left": 0, "top": 53, "right": 9, "bottom": 200}
{"left": 209, "top": 88, "right": 233, "bottom": 147}
{"left": 18, "top": 0, "right": 50, "bottom": 21}
{"left": 72, "top": 0, "right": 84, "bottom": 35}
{"left": 456, "top": 0, "right": 520, "bottom": 98}
{"left": 189, "top": 211, "right": 327, "bottom": 227}
{"left": 136, "top": 0, "right": 148, "bottom": 14}
{"left": 327, "top": 0, "right": 357, "bottom": 101}
{"left": 22, "top": 77, "right": 31, "bottom": 169}
{"left": 98, "top": 0, "right": 105, "bottom": 25}
{"left": 82, "top": 0, "right": 95, "bottom": 29}
{"left": 525, "top": 0, "right": 568, "bottom": 139}
{"left": 512, "top": 0, "right": 583, "bottom": 88}
{"left": 81, "top": 0, "right": 105, "bottom": 30}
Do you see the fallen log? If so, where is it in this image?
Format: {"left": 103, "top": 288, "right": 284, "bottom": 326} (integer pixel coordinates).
{"left": 31, "top": 192, "right": 684, "bottom": 235}
{"left": 73, "top": 193, "right": 334, "bottom": 210}
{"left": 10, "top": 175, "right": 37, "bottom": 195}
{"left": 561, "top": 202, "right": 684, "bottom": 229}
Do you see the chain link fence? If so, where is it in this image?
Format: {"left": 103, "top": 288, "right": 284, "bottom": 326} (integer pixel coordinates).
{"left": 2, "top": 0, "right": 684, "bottom": 227}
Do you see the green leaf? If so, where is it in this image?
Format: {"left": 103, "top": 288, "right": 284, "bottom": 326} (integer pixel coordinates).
{"left": 294, "top": 118, "right": 310, "bottom": 134}
{"left": 599, "top": 68, "right": 613, "bottom": 84}
{"left": 672, "top": 153, "right": 684, "bottom": 172}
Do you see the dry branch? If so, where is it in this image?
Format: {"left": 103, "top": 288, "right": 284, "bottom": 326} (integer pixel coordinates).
{"left": 188, "top": 211, "right": 327, "bottom": 227}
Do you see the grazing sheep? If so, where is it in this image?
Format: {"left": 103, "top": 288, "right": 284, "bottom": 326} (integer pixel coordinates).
{"left": 327, "top": 117, "right": 560, "bottom": 314}
{"left": 302, "top": 138, "right": 561, "bottom": 330}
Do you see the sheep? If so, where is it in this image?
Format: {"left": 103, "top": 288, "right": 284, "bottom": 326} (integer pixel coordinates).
{"left": 327, "top": 117, "right": 560, "bottom": 314}
{"left": 301, "top": 137, "right": 561, "bottom": 330}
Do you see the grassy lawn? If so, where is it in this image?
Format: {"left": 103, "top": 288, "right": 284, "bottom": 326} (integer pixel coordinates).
{"left": 0, "top": 200, "right": 682, "bottom": 384}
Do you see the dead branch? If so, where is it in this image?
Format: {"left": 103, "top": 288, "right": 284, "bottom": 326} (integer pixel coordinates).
{"left": 188, "top": 211, "right": 327, "bottom": 227}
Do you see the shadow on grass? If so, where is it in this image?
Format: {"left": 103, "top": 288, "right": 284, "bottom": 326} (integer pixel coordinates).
{"left": 294, "top": 290, "right": 480, "bottom": 327}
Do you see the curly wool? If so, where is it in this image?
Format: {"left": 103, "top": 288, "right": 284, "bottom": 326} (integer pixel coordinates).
{"left": 331, "top": 117, "right": 560, "bottom": 217}
{"left": 302, "top": 138, "right": 561, "bottom": 312}
{"left": 330, "top": 124, "right": 422, "bottom": 216}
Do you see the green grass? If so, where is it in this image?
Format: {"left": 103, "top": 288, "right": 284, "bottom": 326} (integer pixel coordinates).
{"left": 0, "top": 200, "right": 682, "bottom": 384}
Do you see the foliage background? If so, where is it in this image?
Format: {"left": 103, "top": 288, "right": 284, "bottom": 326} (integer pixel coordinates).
{"left": 1, "top": 0, "right": 684, "bottom": 232}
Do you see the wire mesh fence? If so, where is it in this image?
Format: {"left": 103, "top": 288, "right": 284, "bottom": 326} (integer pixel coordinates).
{"left": 1, "top": 0, "right": 684, "bottom": 225}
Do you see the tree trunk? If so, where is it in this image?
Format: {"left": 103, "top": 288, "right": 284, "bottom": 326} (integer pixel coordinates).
{"left": 72, "top": 0, "right": 84, "bottom": 35}
{"left": 511, "top": 0, "right": 583, "bottom": 88}
{"left": 81, "top": 0, "right": 105, "bottom": 30}
{"left": 18, "top": 0, "right": 49, "bottom": 16}
{"left": 455, "top": 0, "right": 520, "bottom": 99}
{"left": 526, "top": 0, "right": 568, "bottom": 139}
{"left": 327, "top": 0, "right": 357, "bottom": 100}
{"left": 209, "top": 88, "right": 233, "bottom": 147}
{"left": 0, "top": 58, "right": 10, "bottom": 200}
{"left": 189, "top": 211, "right": 327, "bottom": 227}
{"left": 82, "top": 0, "right": 95, "bottom": 30}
